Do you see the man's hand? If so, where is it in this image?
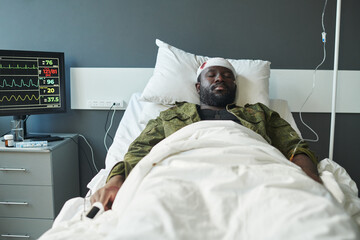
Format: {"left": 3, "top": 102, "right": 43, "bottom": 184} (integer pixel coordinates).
{"left": 90, "top": 175, "right": 125, "bottom": 211}
{"left": 291, "top": 154, "right": 323, "bottom": 184}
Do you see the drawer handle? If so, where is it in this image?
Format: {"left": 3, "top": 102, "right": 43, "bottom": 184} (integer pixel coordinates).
{"left": 0, "top": 168, "right": 26, "bottom": 172}
{"left": 0, "top": 234, "right": 30, "bottom": 238}
{"left": 0, "top": 201, "right": 29, "bottom": 205}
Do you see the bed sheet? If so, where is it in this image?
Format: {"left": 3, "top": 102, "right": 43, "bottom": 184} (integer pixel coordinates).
{"left": 87, "top": 93, "right": 301, "bottom": 193}
{"left": 40, "top": 121, "right": 360, "bottom": 239}
{"left": 51, "top": 92, "right": 360, "bottom": 231}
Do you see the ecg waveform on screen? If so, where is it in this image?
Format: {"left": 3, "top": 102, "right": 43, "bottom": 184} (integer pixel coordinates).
{"left": 0, "top": 78, "right": 39, "bottom": 89}
{"left": 0, "top": 91, "right": 40, "bottom": 107}
{"left": 0, "top": 63, "right": 37, "bottom": 70}
{"left": 0, "top": 94, "right": 39, "bottom": 102}
{"left": 0, "top": 55, "right": 61, "bottom": 109}
{"left": 0, "top": 60, "right": 38, "bottom": 75}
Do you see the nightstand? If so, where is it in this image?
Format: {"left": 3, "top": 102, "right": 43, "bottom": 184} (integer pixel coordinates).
{"left": 0, "top": 134, "right": 80, "bottom": 239}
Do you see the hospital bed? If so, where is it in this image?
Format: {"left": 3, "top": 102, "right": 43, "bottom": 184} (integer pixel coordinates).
{"left": 39, "top": 40, "right": 360, "bottom": 239}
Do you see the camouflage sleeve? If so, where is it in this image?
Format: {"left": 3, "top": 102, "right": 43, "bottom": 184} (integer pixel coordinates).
{"left": 260, "top": 103, "right": 318, "bottom": 165}
{"left": 106, "top": 117, "right": 166, "bottom": 182}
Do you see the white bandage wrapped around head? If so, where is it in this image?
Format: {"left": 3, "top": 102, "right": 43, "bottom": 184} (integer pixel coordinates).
{"left": 196, "top": 57, "right": 237, "bottom": 79}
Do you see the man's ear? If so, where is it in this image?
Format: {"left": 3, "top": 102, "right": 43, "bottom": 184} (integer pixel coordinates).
{"left": 195, "top": 82, "right": 200, "bottom": 94}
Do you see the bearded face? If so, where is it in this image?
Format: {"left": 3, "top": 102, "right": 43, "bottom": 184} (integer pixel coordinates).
{"left": 197, "top": 66, "right": 237, "bottom": 107}
{"left": 199, "top": 81, "right": 236, "bottom": 107}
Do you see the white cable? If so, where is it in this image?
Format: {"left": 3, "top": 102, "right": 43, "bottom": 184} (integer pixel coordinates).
{"left": 291, "top": 0, "right": 328, "bottom": 158}
{"left": 81, "top": 189, "right": 92, "bottom": 221}
{"left": 79, "top": 134, "right": 98, "bottom": 173}
{"left": 298, "top": 42, "right": 326, "bottom": 144}
{"left": 104, "top": 105, "right": 116, "bottom": 152}
{"left": 321, "top": 0, "right": 328, "bottom": 31}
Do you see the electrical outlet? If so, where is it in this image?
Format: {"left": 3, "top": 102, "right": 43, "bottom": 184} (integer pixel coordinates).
{"left": 88, "top": 100, "right": 125, "bottom": 109}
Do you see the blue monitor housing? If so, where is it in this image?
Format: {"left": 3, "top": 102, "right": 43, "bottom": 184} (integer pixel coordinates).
{"left": 0, "top": 50, "right": 66, "bottom": 138}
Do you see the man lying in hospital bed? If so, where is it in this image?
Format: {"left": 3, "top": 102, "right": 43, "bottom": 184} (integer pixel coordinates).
{"left": 40, "top": 41, "right": 360, "bottom": 239}
{"left": 92, "top": 57, "right": 321, "bottom": 210}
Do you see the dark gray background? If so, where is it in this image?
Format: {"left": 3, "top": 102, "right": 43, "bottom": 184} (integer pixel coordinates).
{"left": 0, "top": 0, "right": 359, "bottom": 196}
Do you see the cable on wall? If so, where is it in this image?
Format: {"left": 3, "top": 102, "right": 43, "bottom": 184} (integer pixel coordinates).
{"left": 79, "top": 134, "right": 98, "bottom": 173}
{"left": 67, "top": 136, "right": 95, "bottom": 176}
{"left": 104, "top": 104, "right": 117, "bottom": 152}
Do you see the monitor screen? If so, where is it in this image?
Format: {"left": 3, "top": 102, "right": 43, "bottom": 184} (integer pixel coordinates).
{"left": 0, "top": 50, "right": 66, "bottom": 117}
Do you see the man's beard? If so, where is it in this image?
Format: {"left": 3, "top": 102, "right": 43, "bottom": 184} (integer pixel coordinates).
{"left": 199, "top": 83, "right": 236, "bottom": 107}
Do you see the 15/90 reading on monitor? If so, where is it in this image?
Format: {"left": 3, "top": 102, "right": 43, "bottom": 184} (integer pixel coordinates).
{"left": 0, "top": 50, "right": 66, "bottom": 117}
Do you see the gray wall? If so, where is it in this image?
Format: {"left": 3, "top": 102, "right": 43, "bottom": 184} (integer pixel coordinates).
{"left": 0, "top": 0, "right": 359, "bottom": 196}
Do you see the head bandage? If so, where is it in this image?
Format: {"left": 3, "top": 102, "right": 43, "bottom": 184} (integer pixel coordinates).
{"left": 196, "top": 58, "right": 237, "bottom": 79}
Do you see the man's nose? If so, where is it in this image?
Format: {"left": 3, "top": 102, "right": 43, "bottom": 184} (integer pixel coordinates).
{"left": 215, "top": 73, "right": 224, "bottom": 82}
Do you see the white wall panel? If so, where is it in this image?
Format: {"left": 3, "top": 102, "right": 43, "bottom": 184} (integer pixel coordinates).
{"left": 70, "top": 68, "right": 153, "bottom": 110}
{"left": 71, "top": 68, "right": 360, "bottom": 113}
{"left": 269, "top": 70, "right": 360, "bottom": 112}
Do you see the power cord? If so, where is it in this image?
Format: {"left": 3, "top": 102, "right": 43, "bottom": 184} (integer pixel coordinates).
{"left": 79, "top": 134, "right": 99, "bottom": 173}
{"left": 104, "top": 103, "right": 117, "bottom": 152}
{"left": 104, "top": 105, "right": 115, "bottom": 142}
{"left": 67, "top": 136, "right": 95, "bottom": 176}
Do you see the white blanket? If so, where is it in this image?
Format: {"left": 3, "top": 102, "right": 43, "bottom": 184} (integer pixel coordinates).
{"left": 40, "top": 121, "right": 360, "bottom": 240}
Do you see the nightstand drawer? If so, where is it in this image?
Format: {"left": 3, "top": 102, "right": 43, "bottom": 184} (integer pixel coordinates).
{"left": 0, "top": 217, "right": 52, "bottom": 240}
{"left": 0, "top": 185, "right": 54, "bottom": 218}
{"left": 0, "top": 152, "right": 52, "bottom": 185}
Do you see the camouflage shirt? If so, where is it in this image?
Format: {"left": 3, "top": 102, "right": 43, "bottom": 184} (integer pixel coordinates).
{"left": 107, "top": 102, "right": 317, "bottom": 181}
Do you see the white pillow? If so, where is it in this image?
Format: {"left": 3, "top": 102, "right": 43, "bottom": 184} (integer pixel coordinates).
{"left": 141, "top": 39, "right": 271, "bottom": 106}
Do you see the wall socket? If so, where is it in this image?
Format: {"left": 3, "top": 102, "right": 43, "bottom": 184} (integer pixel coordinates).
{"left": 88, "top": 100, "right": 125, "bottom": 109}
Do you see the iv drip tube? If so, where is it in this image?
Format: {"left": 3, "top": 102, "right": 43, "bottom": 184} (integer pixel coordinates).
{"left": 329, "top": 0, "right": 342, "bottom": 160}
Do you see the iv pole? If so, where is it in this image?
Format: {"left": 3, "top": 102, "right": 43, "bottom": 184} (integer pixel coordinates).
{"left": 329, "top": 0, "right": 342, "bottom": 160}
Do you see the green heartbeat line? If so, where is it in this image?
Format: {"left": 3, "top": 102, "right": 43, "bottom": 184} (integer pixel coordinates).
{"left": 0, "top": 64, "right": 38, "bottom": 70}
{"left": 0, "top": 78, "right": 39, "bottom": 88}
{"left": 0, "top": 94, "right": 39, "bottom": 102}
